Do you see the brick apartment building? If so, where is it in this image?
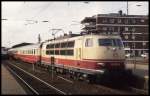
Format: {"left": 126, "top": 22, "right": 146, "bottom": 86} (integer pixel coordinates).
{"left": 81, "top": 10, "right": 149, "bottom": 57}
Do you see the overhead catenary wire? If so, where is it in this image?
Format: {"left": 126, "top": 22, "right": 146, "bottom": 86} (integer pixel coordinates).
{"left": 30, "top": 2, "right": 52, "bottom": 20}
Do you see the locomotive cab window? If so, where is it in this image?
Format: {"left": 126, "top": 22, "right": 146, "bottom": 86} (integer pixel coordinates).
{"left": 85, "top": 38, "right": 93, "bottom": 47}
{"left": 99, "top": 38, "right": 123, "bottom": 47}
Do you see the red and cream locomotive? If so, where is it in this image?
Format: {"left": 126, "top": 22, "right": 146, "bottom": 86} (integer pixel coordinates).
{"left": 8, "top": 33, "right": 131, "bottom": 82}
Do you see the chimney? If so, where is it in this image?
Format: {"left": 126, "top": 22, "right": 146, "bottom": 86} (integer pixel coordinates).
{"left": 118, "top": 10, "right": 122, "bottom": 16}
{"left": 69, "top": 31, "right": 72, "bottom": 36}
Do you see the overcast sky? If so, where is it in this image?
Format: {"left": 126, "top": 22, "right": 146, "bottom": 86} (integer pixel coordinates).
{"left": 2, "top": 1, "right": 148, "bottom": 48}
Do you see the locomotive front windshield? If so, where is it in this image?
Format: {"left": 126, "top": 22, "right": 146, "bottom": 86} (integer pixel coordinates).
{"left": 98, "top": 38, "right": 123, "bottom": 47}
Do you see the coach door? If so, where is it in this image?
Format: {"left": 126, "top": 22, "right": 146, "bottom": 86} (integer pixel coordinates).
{"left": 76, "top": 39, "right": 83, "bottom": 60}
{"left": 76, "top": 48, "right": 81, "bottom": 60}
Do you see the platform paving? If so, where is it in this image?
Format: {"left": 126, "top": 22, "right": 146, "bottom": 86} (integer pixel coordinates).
{"left": 1, "top": 64, "right": 27, "bottom": 95}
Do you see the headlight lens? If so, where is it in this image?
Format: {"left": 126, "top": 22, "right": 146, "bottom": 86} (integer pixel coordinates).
{"left": 97, "top": 63, "right": 105, "bottom": 66}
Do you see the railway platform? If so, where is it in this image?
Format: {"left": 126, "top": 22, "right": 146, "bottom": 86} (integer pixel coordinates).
{"left": 1, "top": 64, "right": 27, "bottom": 95}
{"left": 126, "top": 63, "right": 149, "bottom": 90}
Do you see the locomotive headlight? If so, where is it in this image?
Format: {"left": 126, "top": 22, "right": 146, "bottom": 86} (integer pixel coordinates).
{"left": 97, "top": 63, "right": 105, "bottom": 66}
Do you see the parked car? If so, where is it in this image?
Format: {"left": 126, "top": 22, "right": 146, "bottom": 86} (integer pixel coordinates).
{"left": 141, "top": 53, "right": 148, "bottom": 58}
{"left": 125, "top": 53, "right": 131, "bottom": 58}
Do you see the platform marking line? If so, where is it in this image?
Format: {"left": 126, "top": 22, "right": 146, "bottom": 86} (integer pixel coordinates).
{"left": 6, "top": 61, "right": 67, "bottom": 95}
{"left": 57, "top": 76, "right": 73, "bottom": 84}
{"left": 6, "top": 66, "right": 39, "bottom": 95}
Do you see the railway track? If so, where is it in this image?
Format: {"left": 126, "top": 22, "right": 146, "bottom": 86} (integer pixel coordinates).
{"left": 3, "top": 60, "right": 148, "bottom": 95}
{"left": 4, "top": 61, "right": 66, "bottom": 95}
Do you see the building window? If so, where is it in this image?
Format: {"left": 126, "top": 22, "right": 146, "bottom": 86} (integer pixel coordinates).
{"left": 85, "top": 38, "right": 93, "bottom": 47}
{"left": 143, "top": 42, "right": 146, "bottom": 46}
{"left": 125, "top": 27, "right": 128, "bottom": 31}
{"left": 103, "top": 27, "right": 107, "bottom": 31}
{"left": 102, "top": 19, "right": 107, "bottom": 23}
{"left": 108, "top": 27, "right": 114, "bottom": 31}
{"left": 110, "top": 19, "right": 115, "bottom": 23}
{"left": 132, "top": 19, "right": 136, "bottom": 24}
{"left": 141, "top": 19, "right": 145, "bottom": 23}
{"left": 125, "top": 19, "right": 128, "bottom": 24}
{"left": 132, "top": 28, "right": 135, "bottom": 32}
{"left": 125, "top": 35, "right": 128, "bottom": 40}
{"left": 118, "top": 19, "right": 122, "bottom": 23}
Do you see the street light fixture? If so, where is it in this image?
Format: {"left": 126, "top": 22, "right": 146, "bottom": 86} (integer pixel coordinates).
{"left": 2, "top": 19, "right": 8, "bottom": 20}
{"left": 42, "top": 21, "right": 49, "bottom": 22}
{"left": 136, "top": 4, "right": 142, "bottom": 7}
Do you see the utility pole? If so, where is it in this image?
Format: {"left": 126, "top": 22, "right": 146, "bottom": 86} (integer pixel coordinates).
{"left": 49, "top": 28, "right": 65, "bottom": 82}
{"left": 127, "top": 1, "right": 129, "bottom": 15}
{"left": 38, "top": 34, "right": 41, "bottom": 43}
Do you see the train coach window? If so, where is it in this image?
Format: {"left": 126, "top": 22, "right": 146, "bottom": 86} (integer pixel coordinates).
{"left": 50, "top": 50, "right": 54, "bottom": 55}
{"left": 60, "top": 50, "right": 66, "bottom": 55}
{"left": 46, "top": 50, "right": 49, "bottom": 55}
{"left": 55, "top": 43, "right": 60, "bottom": 48}
{"left": 85, "top": 38, "right": 93, "bottom": 47}
{"left": 66, "top": 50, "right": 74, "bottom": 55}
{"left": 46, "top": 44, "right": 54, "bottom": 49}
{"left": 68, "top": 41, "right": 75, "bottom": 47}
{"left": 55, "top": 50, "right": 59, "bottom": 55}
{"left": 46, "top": 45, "right": 50, "bottom": 49}
{"left": 61, "top": 42, "right": 67, "bottom": 48}
{"left": 50, "top": 44, "right": 54, "bottom": 48}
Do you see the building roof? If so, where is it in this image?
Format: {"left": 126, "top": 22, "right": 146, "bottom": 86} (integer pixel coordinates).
{"left": 81, "top": 13, "right": 148, "bottom": 23}
{"left": 12, "top": 42, "right": 34, "bottom": 48}
{"left": 81, "top": 17, "right": 96, "bottom": 23}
